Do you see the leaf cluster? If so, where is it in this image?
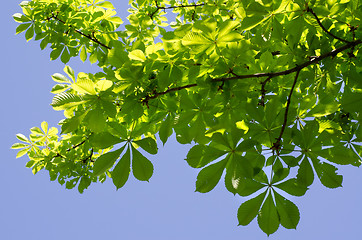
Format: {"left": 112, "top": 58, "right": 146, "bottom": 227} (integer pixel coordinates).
{"left": 12, "top": 0, "right": 362, "bottom": 235}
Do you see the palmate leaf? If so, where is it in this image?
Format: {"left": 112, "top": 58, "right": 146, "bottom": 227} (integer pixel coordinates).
{"left": 51, "top": 92, "right": 86, "bottom": 110}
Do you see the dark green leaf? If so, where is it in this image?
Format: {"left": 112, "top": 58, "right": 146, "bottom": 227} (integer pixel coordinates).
{"left": 257, "top": 193, "right": 280, "bottom": 236}
{"left": 275, "top": 178, "right": 308, "bottom": 196}
{"left": 89, "top": 132, "right": 123, "bottom": 149}
{"left": 186, "top": 145, "right": 226, "bottom": 168}
{"left": 93, "top": 146, "right": 125, "bottom": 176}
{"left": 297, "top": 158, "right": 314, "bottom": 187}
{"left": 195, "top": 158, "right": 228, "bottom": 193}
{"left": 133, "top": 137, "right": 158, "bottom": 155}
{"left": 132, "top": 146, "right": 154, "bottom": 181}
{"left": 237, "top": 191, "right": 266, "bottom": 226}
{"left": 112, "top": 147, "right": 131, "bottom": 189}
{"left": 274, "top": 192, "right": 300, "bottom": 229}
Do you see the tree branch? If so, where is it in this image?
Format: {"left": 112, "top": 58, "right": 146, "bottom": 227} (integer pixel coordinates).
{"left": 211, "top": 39, "right": 362, "bottom": 83}
{"left": 272, "top": 69, "right": 301, "bottom": 155}
{"left": 144, "top": 39, "right": 361, "bottom": 101}
{"left": 307, "top": 7, "right": 351, "bottom": 44}
{"left": 149, "top": 1, "right": 206, "bottom": 19}
{"left": 49, "top": 13, "right": 111, "bottom": 50}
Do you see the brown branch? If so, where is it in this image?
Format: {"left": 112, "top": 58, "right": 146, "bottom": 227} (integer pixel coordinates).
{"left": 50, "top": 13, "right": 111, "bottom": 50}
{"left": 142, "top": 83, "right": 197, "bottom": 104}
{"left": 149, "top": 1, "right": 206, "bottom": 19}
{"left": 142, "top": 40, "right": 361, "bottom": 102}
{"left": 307, "top": 7, "right": 351, "bottom": 44}
{"left": 211, "top": 39, "right": 362, "bottom": 83}
{"left": 272, "top": 69, "right": 301, "bottom": 155}
{"left": 258, "top": 77, "right": 271, "bottom": 107}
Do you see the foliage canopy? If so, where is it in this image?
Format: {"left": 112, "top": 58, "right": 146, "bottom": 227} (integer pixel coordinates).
{"left": 12, "top": 0, "right": 362, "bottom": 235}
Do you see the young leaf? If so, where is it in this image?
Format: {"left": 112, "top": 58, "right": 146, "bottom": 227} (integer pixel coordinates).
{"left": 93, "top": 146, "right": 125, "bottom": 176}
{"left": 195, "top": 158, "right": 228, "bottom": 193}
{"left": 132, "top": 146, "right": 154, "bottom": 181}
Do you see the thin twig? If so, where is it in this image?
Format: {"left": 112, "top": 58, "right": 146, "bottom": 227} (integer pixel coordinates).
{"left": 50, "top": 13, "right": 111, "bottom": 50}
{"left": 272, "top": 69, "right": 301, "bottom": 155}
{"left": 307, "top": 7, "right": 351, "bottom": 44}
{"left": 211, "top": 39, "right": 362, "bottom": 83}
{"left": 149, "top": 1, "right": 206, "bottom": 19}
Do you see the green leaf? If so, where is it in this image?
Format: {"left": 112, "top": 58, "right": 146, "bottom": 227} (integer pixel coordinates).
{"left": 13, "top": 13, "right": 30, "bottom": 23}
{"left": 89, "top": 132, "right": 122, "bottom": 149}
{"left": 108, "top": 16, "right": 123, "bottom": 24}
{"left": 71, "top": 79, "right": 96, "bottom": 95}
{"left": 80, "top": 46, "right": 87, "bottom": 62}
{"left": 50, "top": 46, "right": 64, "bottom": 61}
{"left": 182, "top": 32, "right": 211, "bottom": 46}
{"left": 317, "top": 146, "right": 359, "bottom": 165}
{"left": 195, "top": 158, "right": 228, "bottom": 193}
{"left": 133, "top": 137, "right": 158, "bottom": 155}
{"left": 52, "top": 73, "right": 71, "bottom": 83}
{"left": 61, "top": 47, "right": 71, "bottom": 63}
{"left": 16, "top": 147, "right": 31, "bottom": 158}
{"left": 11, "top": 143, "right": 29, "bottom": 149}
{"left": 274, "top": 192, "right": 300, "bottom": 229}
{"left": 93, "top": 146, "right": 125, "bottom": 176}
{"left": 64, "top": 65, "right": 75, "bottom": 81}
{"left": 129, "top": 49, "right": 146, "bottom": 62}
{"left": 16, "top": 133, "right": 30, "bottom": 143}
{"left": 112, "top": 147, "right": 131, "bottom": 189}
{"left": 16, "top": 23, "right": 31, "bottom": 34}
{"left": 237, "top": 191, "right": 266, "bottom": 226}
{"left": 132, "top": 146, "right": 154, "bottom": 181}
{"left": 85, "top": 107, "right": 106, "bottom": 133}
{"left": 237, "top": 178, "right": 266, "bottom": 197}
{"left": 51, "top": 84, "right": 70, "bottom": 94}
{"left": 311, "top": 157, "right": 343, "bottom": 188}
{"left": 51, "top": 92, "right": 85, "bottom": 110}
{"left": 297, "top": 158, "right": 314, "bottom": 187}
{"left": 186, "top": 145, "right": 226, "bottom": 168}
{"left": 275, "top": 178, "right": 308, "bottom": 196}
{"left": 95, "top": 80, "right": 113, "bottom": 92}
{"left": 25, "top": 25, "right": 34, "bottom": 41}
{"left": 159, "top": 114, "right": 173, "bottom": 145}
{"left": 342, "top": 90, "right": 362, "bottom": 113}
{"left": 257, "top": 193, "right": 280, "bottom": 236}
{"left": 108, "top": 42, "right": 128, "bottom": 68}
{"left": 97, "top": 1, "right": 115, "bottom": 9}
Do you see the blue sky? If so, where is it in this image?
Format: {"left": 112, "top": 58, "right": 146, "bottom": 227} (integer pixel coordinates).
{"left": 1, "top": 1, "right": 362, "bottom": 240}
